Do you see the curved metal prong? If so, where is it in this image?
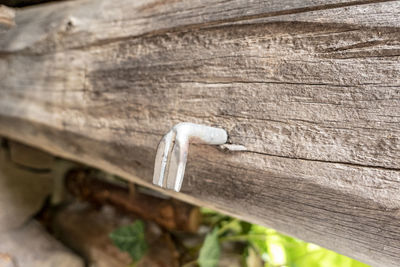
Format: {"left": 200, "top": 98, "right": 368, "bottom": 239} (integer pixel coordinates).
{"left": 166, "top": 138, "right": 189, "bottom": 192}
{"left": 153, "top": 131, "right": 174, "bottom": 187}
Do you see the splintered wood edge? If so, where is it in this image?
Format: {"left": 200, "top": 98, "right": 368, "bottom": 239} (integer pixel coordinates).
{"left": 0, "top": 6, "right": 15, "bottom": 29}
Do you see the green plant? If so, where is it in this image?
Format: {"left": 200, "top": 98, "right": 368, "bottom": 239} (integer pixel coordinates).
{"left": 200, "top": 208, "right": 370, "bottom": 267}
{"left": 109, "top": 210, "right": 371, "bottom": 267}
{"left": 109, "top": 220, "right": 147, "bottom": 267}
{"left": 198, "top": 227, "right": 221, "bottom": 267}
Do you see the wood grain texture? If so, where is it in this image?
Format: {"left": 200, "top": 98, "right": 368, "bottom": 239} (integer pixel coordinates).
{"left": 0, "top": 0, "right": 400, "bottom": 266}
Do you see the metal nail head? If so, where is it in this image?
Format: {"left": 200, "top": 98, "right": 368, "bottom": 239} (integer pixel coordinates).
{"left": 153, "top": 122, "right": 228, "bottom": 192}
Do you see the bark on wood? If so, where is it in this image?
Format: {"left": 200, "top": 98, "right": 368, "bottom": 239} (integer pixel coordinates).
{"left": 65, "top": 169, "right": 201, "bottom": 233}
{"left": 0, "top": 0, "right": 400, "bottom": 266}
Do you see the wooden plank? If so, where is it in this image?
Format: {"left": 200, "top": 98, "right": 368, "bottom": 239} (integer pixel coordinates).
{"left": 1, "top": 0, "right": 400, "bottom": 266}
{"left": 0, "top": 0, "right": 393, "bottom": 52}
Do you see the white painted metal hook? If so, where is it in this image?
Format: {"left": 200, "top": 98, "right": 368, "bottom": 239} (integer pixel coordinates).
{"left": 153, "top": 122, "right": 228, "bottom": 192}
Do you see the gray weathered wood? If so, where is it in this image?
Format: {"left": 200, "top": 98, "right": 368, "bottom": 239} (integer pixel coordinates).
{"left": 1, "top": 0, "right": 400, "bottom": 266}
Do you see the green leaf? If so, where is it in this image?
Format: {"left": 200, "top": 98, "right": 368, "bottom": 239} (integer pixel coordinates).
{"left": 240, "top": 221, "right": 252, "bottom": 234}
{"left": 109, "top": 220, "right": 147, "bottom": 262}
{"left": 198, "top": 227, "right": 220, "bottom": 267}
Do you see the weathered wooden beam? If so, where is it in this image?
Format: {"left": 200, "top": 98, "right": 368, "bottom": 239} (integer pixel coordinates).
{"left": 1, "top": 0, "right": 400, "bottom": 266}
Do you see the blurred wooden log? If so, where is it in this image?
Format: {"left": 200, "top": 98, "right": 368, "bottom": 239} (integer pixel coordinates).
{"left": 65, "top": 169, "right": 201, "bottom": 233}
{"left": 9, "top": 140, "right": 54, "bottom": 170}
{"left": 1, "top": 1, "right": 400, "bottom": 266}
{"left": 52, "top": 203, "right": 179, "bottom": 267}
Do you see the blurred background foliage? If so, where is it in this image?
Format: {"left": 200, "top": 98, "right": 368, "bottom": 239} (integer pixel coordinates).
{"left": 201, "top": 208, "right": 370, "bottom": 267}
{"left": 110, "top": 206, "right": 371, "bottom": 267}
